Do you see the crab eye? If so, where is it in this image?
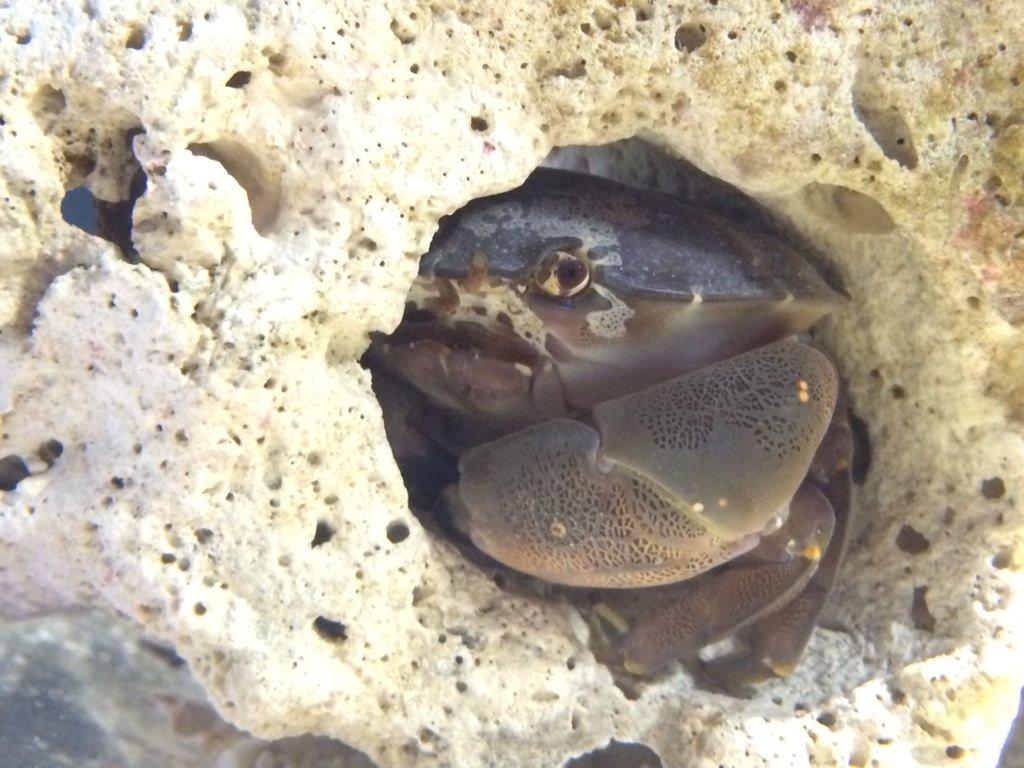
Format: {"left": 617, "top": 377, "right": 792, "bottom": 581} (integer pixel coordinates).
{"left": 533, "top": 248, "right": 591, "bottom": 299}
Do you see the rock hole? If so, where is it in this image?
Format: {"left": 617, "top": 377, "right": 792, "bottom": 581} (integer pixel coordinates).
{"left": 911, "top": 586, "right": 936, "bottom": 632}
{"left": 265, "top": 51, "right": 287, "bottom": 75}
{"left": 311, "top": 520, "right": 335, "bottom": 547}
{"left": 62, "top": 138, "right": 147, "bottom": 262}
{"left": 851, "top": 71, "right": 918, "bottom": 169}
{"left": 564, "top": 740, "right": 664, "bottom": 768}
{"left": 313, "top": 616, "right": 348, "bottom": 642}
{"left": 193, "top": 602, "right": 207, "bottom": 615}
{"left": 895, "top": 525, "right": 930, "bottom": 554}
{"left": 0, "top": 455, "right": 31, "bottom": 491}
{"left": 195, "top": 528, "right": 214, "bottom": 544}
{"left": 800, "top": 182, "right": 896, "bottom": 234}
{"left": 188, "top": 140, "right": 282, "bottom": 234}
{"left": 37, "top": 439, "right": 64, "bottom": 466}
{"left": 365, "top": 137, "right": 849, "bottom": 683}
{"left": 30, "top": 85, "right": 66, "bottom": 117}
{"left": 981, "top": 476, "right": 1006, "bottom": 499}
{"left": 390, "top": 17, "right": 417, "bottom": 44}
{"left": 386, "top": 520, "right": 410, "bottom": 543}
{"left": 946, "top": 745, "right": 965, "bottom": 759}
{"left": 991, "top": 547, "right": 1015, "bottom": 570}
{"left": 816, "top": 711, "right": 838, "bottom": 728}
{"left": 590, "top": 9, "right": 614, "bottom": 31}
{"left": 125, "top": 23, "right": 146, "bottom": 50}
{"left": 177, "top": 19, "right": 193, "bottom": 40}
{"left": 674, "top": 22, "right": 708, "bottom": 52}
{"left": 470, "top": 115, "right": 488, "bottom": 132}
{"left": 15, "top": 31, "right": 31, "bottom": 44}
{"left": 61, "top": 186, "right": 100, "bottom": 235}
{"left": 225, "top": 71, "right": 252, "bottom": 88}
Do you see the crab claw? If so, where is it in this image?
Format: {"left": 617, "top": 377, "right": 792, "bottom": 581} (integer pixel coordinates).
{"left": 456, "top": 340, "right": 839, "bottom": 589}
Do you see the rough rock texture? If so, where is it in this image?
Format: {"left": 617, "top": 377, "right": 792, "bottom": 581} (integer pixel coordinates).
{"left": 1, "top": 1, "right": 1022, "bottom": 767}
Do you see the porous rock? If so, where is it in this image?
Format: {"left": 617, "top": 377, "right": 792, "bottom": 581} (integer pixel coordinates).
{"left": 1, "top": 2, "right": 1022, "bottom": 766}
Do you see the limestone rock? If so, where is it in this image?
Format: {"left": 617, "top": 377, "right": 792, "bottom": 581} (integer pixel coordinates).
{"left": 1, "top": 1, "right": 1022, "bottom": 766}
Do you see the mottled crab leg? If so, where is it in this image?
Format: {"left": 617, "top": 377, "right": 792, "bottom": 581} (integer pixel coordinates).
{"left": 618, "top": 481, "right": 836, "bottom": 674}
{"left": 700, "top": 411, "right": 854, "bottom": 683}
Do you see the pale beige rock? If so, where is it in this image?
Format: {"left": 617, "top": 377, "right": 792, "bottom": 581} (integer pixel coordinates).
{"left": 1, "top": 1, "right": 1022, "bottom": 767}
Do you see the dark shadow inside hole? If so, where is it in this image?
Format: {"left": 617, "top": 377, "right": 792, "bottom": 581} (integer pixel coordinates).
{"left": 311, "top": 520, "right": 335, "bottom": 547}
{"left": 847, "top": 409, "right": 872, "bottom": 484}
{"left": 188, "top": 140, "right": 281, "bottom": 234}
{"left": 61, "top": 162, "right": 147, "bottom": 263}
{"left": 386, "top": 520, "right": 410, "bottom": 543}
{"left": 60, "top": 186, "right": 100, "bottom": 236}
{"left": 674, "top": 22, "right": 708, "bottom": 52}
{"left": 312, "top": 616, "right": 348, "bottom": 642}
{"left": 564, "top": 740, "right": 664, "bottom": 768}
{"left": 225, "top": 71, "right": 251, "bottom": 88}
{"left": 0, "top": 455, "right": 31, "bottom": 492}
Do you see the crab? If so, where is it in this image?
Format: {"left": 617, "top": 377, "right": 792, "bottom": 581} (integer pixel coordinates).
{"left": 367, "top": 167, "right": 853, "bottom": 681}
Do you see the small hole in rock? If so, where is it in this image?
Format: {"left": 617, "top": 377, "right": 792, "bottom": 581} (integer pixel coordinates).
{"left": 311, "top": 520, "right": 335, "bottom": 547}
{"left": 674, "top": 23, "right": 708, "bottom": 52}
{"left": 981, "top": 476, "right": 1006, "bottom": 500}
{"left": 37, "top": 439, "right": 63, "bottom": 466}
{"left": 16, "top": 32, "right": 31, "bottom": 44}
{"left": 946, "top": 745, "right": 964, "bottom": 759}
{"left": 895, "top": 525, "right": 930, "bottom": 554}
{"left": 313, "top": 616, "right": 348, "bottom": 642}
{"left": 195, "top": 528, "right": 214, "bottom": 544}
{"left": 387, "top": 521, "right": 410, "bottom": 543}
{"left": 801, "top": 182, "right": 896, "bottom": 234}
{"left": 816, "top": 711, "right": 837, "bottom": 728}
{"left": 992, "top": 547, "right": 1015, "bottom": 570}
{"left": 188, "top": 140, "right": 282, "bottom": 234}
{"left": 470, "top": 116, "right": 488, "bottom": 132}
{"left": 61, "top": 186, "right": 100, "bottom": 236}
{"left": 225, "top": 71, "right": 252, "bottom": 88}
{"left": 911, "top": 586, "right": 936, "bottom": 632}
{"left": 0, "top": 455, "right": 31, "bottom": 492}
{"left": 194, "top": 602, "right": 206, "bottom": 615}
{"left": 851, "top": 75, "right": 918, "bottom": 169}
{"left": 125, "top": 24, "right": 146, "bottom": 49}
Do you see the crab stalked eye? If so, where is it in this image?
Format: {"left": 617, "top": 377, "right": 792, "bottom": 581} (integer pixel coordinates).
{"left": 533, "top": 245, "right": 591, "bottom": 299}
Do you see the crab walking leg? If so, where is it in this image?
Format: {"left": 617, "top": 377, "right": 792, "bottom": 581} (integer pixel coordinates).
{"left": 618, "top": 483, "right": 835, "bottom": 674}
{"left": 705, "top": 414, "right": 854, "bottom": 682}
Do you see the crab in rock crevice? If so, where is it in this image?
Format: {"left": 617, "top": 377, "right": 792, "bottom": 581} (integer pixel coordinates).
{"left": 367, "top": 168, "right": 852, "bottom": 681}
